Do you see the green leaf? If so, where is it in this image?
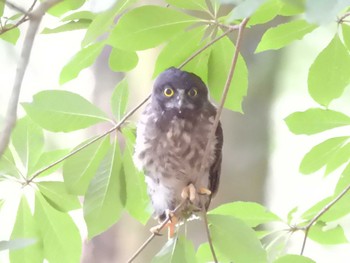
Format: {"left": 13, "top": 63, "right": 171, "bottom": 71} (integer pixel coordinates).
{"left": 228, "top": 0, "right": 268, "bottom": 21}
{"left": 165, "top": 0, "right": 208, "bottom": 11}
{"left": 10, "top": 197, "right": 43, "bottom": 263}
{"left": 208, "top": 214, "right": 267, "bottom": 263}
{"left": 84, "top": 140, "right": 124, "bottom": 238}
{"left": 305, "top": 0, "right": 350, "bottom": 25}
{"left": 274, "top": 254, "right": 316, "bottom": 263}
{"left": 152, "top": 236, "right": 197, "bottom": 263}
{"left": 22, "top": 90, "right": 110, "bottom": 132}
{"left": 299, "top": 137, "right": 349, "bottom": 175}
{"left": 308, "top": 221, "right": 348, "bottom": 244}
{"left": 342, "top": 24, "right": 350, "bottom": 50}
{"left": 111, "top": 78, "right": 129, "bottom": 120}
{"left": 82, "top": 0, "right": 138, "bottom": 47}
{"left": 61, "top": 11, "right": 95, "bottom": 22}
{"left": 208, "top": 36, "right": 248, "bottom": 113}
{"left": 34, "top": 192, "right": 81, "bottom": 263}
{"left": 0, "top": 239, "right": 37, "bottom": 252}
{"left": 47, "top": 0, "right": 85, "bottom": 17}
{"left": 325, "top": 143, "right": 350, "bottom": 175}
{"left": 0, "top": 148, "right": 21, "bottom": 178}
{"left": 209, "top": 201, "right": 281, "bottom": 227}
{"left": 11, "top": 117, "right": 44, "bottom": 174}
{"left": 60, "top": 42, "right": 105, "bottom": 84}
{"left": 256, "top": 19, "right": 316, "bottom": 53}
{"left": 0, "top": 0, "right": 4, "bottom": 16}
{"left": 108, "top": 47, "right": 138, "bottom": 72}
{"left": 37, "top": 181, "right": 80, "bottom": 212}
{"left": 153, "top": 26, "right": 207, "bottom": 78}
{"left": 28, "top": 149, "right": 70, "bottom": 177}
{"left": 248, "top": 0, "right": 282, "bottom": 26}
{"left": 42, "top": 20, "right": 91, "bottom": 34}
{"left": 122, "top": 128, "right": 151, "bottom": 224}
{"left": 0, "top": 26, "right": 20, "bottom": 44}
{"left": 109, "top": 5, "right": 198, "bottom": 51}
{"left": 182, "top": 47, "right": 211, "bottom": 85}
{"left": 278, "top": 0, "right": 305, "bottom": 16}
{"left": 334, "top": 162, "right": 350, "bottom": 194}
{"left": 285, "top": 108, "right": 350, "bottom": 135}
{"left": 63, "top": 136, "right": 110, "bottom": 195}
{"left": 308, "top": 34, "right": 350, "bottom": 107}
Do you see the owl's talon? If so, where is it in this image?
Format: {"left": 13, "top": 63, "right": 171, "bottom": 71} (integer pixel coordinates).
{"left": 150, "top": 225, "right": 163, "bottom": 236}
{"left": 198, "top": 187, "right": 212, "bottom": 196}
{"left": 181, "top": 183, "right": 196, "bottom": 202}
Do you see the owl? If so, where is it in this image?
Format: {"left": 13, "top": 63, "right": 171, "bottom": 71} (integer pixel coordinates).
{"left": 134, "top": 67, "right": 223, "bottom": 236}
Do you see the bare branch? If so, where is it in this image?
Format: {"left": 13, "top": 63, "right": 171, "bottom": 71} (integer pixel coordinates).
{"left": 300, "top": 184, "right": 350, "bottom": 255}
{"left": 0, "top": 0, "right": 62, "bottom": 159}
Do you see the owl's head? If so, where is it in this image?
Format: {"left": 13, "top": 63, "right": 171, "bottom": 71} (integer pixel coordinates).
{"left": 152, "top": 68, "right": 209, "bottom": 118}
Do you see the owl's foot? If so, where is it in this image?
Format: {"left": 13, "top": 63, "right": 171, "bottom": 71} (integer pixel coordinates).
{"left": 181, "top": 183, "right": 196, "bottom": 202}
{"left": 198, "top": 187, "right": 212, "bottom": 196}
{"left": 150, "top": 210, "right": 178, "bottom": 239}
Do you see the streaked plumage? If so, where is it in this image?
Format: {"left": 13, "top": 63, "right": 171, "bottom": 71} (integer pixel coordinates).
{"left": 134, "top": 68, "right": 223, "bottom": 222}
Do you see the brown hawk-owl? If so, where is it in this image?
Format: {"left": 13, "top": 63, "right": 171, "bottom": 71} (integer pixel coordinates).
{"left": 134, "top": 68, "right": 223, "bottom": 236}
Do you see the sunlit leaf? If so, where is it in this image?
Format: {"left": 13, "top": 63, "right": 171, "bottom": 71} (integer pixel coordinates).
{"left": 165, "top": 0, "right": 207, "bottom": 11}
{"left": 278, "top": 0, "right": 305, "bottom": 16}
{"left": 285, "top": 108, "right": 350, "bottom": 135}
{"left": 0, "top": 26, "right": 20, "bottom": 44}
{"left": 342, "top": 24, "right": 350, "bottom": 50}
{"left": 208, "top": 35, "right": 248, "bottom": 113}
{"left": 325, "top": 143, "right": 350, "bottom": 175}
{"left": 248, "top": 0, "right": 282, "bottom": 26}
{"left": 61, "top": 11, "right": 95, "bottom": 22}
{"left": 47, "top": 0, "right": 85, "bottom": 17}
{"left": 305, "top": 0, "right": 350, "bottom": 25}
{"left": 42, "top": 20, "right": 91, "bottom": 34}
{"left": 111, "top": 78, "right": 129, "bottom": 120}
{"left": 0, "top": 1, "right": 4, "bottom": 16}
{"left": 308, "top": 34, "right": 350, "bottom": 107}
{"left": 22, "top": 90, "right": 110, "bottom": 132}
{"left": 63, "top": 136, "right": 110, "bottom": 195}
{"left": 10, "top": 197, "right": 42, "bottom": 263}
{"left": 228, "top": 0, "right": 268, "bottom": 21}
{"left": 108, "top": 47, "right": 138, "bottom": 72}
{"left": 334, "top": 162, "right": 350, "bottom": 194}
{"left": 0, "top": 148, "right": 21, "bottom": 178}
{"left": 308, "top": 221, "right": 348, "bottom": 244}
{"left": 11, "top": 117, "right": 44, "bottom": 174}
{"left": 37, "top": 181, "right": 80, "bottom": 212}
{"left": 256, "top": 19, "right": 316, "bottom": 53}
{"left": 84, "top": 140, "right": 124, "bottom": 238}
{"left": 60, "top": 42, "right": 105, "bottom": 84}
{"left": 182, "top": 47, "right": 211, "bottom": 85}
{"left": 209, "top": 201, "right": 281, "bottom": 227}
{"left": 35, "top": 193, "right": 81, "bottom": 263}
{"left": 300, "top": 137, "right": 349, "bottom": 175}
{"left": 274, "top": 254, "right": 316, "bottom": 263}
{"left": 109, "top": 5, "right": 198, "bottom": 51}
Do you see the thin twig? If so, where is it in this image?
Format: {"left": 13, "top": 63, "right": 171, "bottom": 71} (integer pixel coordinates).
{"left": 0, "top": 0, "right": 38, "bottom": 35}
{"left": 338, "top": 11, "right": 350, "bottom": 24}
{"left": 300, "top": 184, "right": 350, "bottom": 255}
{"left": 0, "top": 0, "right": 62, "bottom": 159}
{"left": 26, "top": 94, "right": 151, "bottom": 183}
{"left": 127, "top": 199, "right": 187, "bottom": 263}
{"left": 202, "top": 209, "right": 218, "bottom": 263}
{"left": 196, "top": 17, "right": 249, "bottom": 262}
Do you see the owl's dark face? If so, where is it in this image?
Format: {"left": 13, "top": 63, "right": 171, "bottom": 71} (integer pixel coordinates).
{"left": 152, "top": 68, "right": 209, "bottom": 118}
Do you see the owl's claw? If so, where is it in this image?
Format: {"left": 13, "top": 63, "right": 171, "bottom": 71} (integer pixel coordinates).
{"left": 198, "top": 187, "right": 212, "bottom": 196}
{"left": 150, "top": 210, "right": 178, "bottom": 239}
{"left": 181, "top": 183, "right": 196, "bottom": 202}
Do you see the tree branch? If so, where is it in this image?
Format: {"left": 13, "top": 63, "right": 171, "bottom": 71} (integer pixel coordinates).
{"left": 300, "top": 184, "right": 350, "bottom": 255}
{"left": 0, "top": 0, "right": 62, "bottom": 159}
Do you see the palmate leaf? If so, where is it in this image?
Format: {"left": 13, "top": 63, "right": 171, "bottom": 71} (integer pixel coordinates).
{"left": 108, "top": 46, "right": 138, "bottom": 72}
{"left": 0, "top": 148, "right": 22, "bottom": 178}
{"left": 111, "top": 78, "right": 129, "bottom": 121}
{"left": 42, "top": 20, "right": 91, "bottom": 34}
{"left": 285, "top": 108, "right": 350, "bottom": 135}
{"left": 34, "top": 192, "right": 81, "bottom": 263}
{"left": 308, "top": 34, "right": 350, "bottom": 107}
{"left": 208, "top": 35, "right": 248, "bottom": 113}
{"left": 22, "top": 90, "right": 110, "bottom": 132}
{"left": 108, "top": 5, "right": 199, "bottom": 51}
{"left": 10, "top": 196, "right": 43, "bottom": 263}
{"left": 165, "top": 0, "right": 207, "bottom": 11}
{"left": 248, "top": 0, "right": 282, "bottom": 26}
{"left": 228, "top": 0, "right": 268, "bottom": 21}
{"left": 342, "top": 24, "right": 350, "bottom": 50}
{"left": 47, "top": 0, "right": 85, "bottom": 17}
{"left": 84, "top": 139, "right": 124, "bottom": 238}
{"left": 325, "top": 142, "right": 350, "bottom": 175}
{"left": 0, "top": 25, "right": 20, "bottom": 45}
{"left": 274, "top": 254, "right": 316, "bottom": 263}
{"left": 308, "top": 221, "right": 348, "bottom": 245}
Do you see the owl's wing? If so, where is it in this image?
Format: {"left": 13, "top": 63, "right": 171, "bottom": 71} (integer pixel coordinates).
{"left": 207, "top": 121, "right": 223, "bottom": 207}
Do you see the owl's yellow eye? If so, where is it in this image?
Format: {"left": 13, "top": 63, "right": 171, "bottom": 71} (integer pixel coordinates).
{"left": 163, "top": 87, "right": 174, "bottom": 97}
{"left": 188, "top": 88, "right": 198, "bottom": 97}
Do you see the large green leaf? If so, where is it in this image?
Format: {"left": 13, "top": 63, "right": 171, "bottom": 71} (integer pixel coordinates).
{"left": 153, "top": 26, "right": 206, "bottom": 78}
{"left": 37, "top": 181, "right": 80, "bottom": 212}
{"left": 182, "top": 47, "right": 211, "bottom": 85}
{"left": 11, "top": 117, "right": 44, "bottom": 175}
{"left": 299, "top": 137, "right": 349, "bottom": 175}
{"left": 122, "top": 128, "right": 151, "bottom": 224}
{"left": 42, "top": 20, "right": 91, "bottom": 34}
{"left": 108, "top": 46, "right": 138, "bottom": 72}
{"left": 256, "top": 19, "right": 316, "bottom": 53}
{"left": 248, "top": 0, "right": 282, "bottom": 26}
{"left": 228, "top": 0, "right": 268, "bottom": 21}
{"left": 82, "top": 0, "right": 138, "bottom": 47}
{"left": 308, "top": 34, "right": 350, "bottom": 107}
{"left": 274, "top": 254, "right": 316, "bottom": 263}
{"left": 10, "top": 197, "right": 43, "bottom": 263}
{"left": 208, "top": 214, "right": 267, "bottom": 263}
{"left": 308, "top": 221, "right": 348, "bottom": 244}
{"left": 111, "top": 78, "right": 129, "bottom": 121}
{"left": 84, "top": 140, "right": 124, "bottom": 238}
{"left": 63, "top": 136, "right": 110, "bottom": 195}
{"left": 208, "top": 36, "right": 248, "bottom": 113}
{"left": 59, "top": 42, "right": 105, "bottom": 84}
{"left": 165, "top": 0, "right": 207, "bottom": 11}
{"left": 0, "top": 148, "right": 21, "bottom": 178}
{"left": 47, "top": 0, "right": 85, "bottom": 17}
{"left": 0, "top": 26, "right": 20, "bottom": 45}
{"left": 325, "top": 143, "right": 350, "bottom": 175}
{"left": 305, "top": 0, "right": 350, "bottom": 25}
{"left": 152, "top": 236, "right": 197, "bottom": 263}
{"left": 109, "top": 5, "right": 198, "bottom": 51}
{"left": 0, "top": 0, "right": 4, "bottom": 16}
{"left": 22, "top": 90, "right": 110, "bottom": 132}
{"left": 34, "top": 193, "right": 81, "bottom": 263}
{"left": 342, "top": 24, "right": 350, "bottom": 50}
{"left": 285, "top": 108, "right": 350, "bottom": 135}
{"left": 278, "top": 0, "right": 305, "bottom": 16}
{"left": 209, "top": 201, "right": 280, "bottom": 227}
{"left": 334, "top": 162, "right": 350, "bottom": 194}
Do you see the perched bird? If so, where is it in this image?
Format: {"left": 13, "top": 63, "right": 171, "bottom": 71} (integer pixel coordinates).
{"left": 134, "top": 67, "right": 223, "bottom": 237}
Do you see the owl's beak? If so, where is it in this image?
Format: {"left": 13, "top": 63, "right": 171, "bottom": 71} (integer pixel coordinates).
{"left": 176, "top": 91, "right": 186, "bottom": 113}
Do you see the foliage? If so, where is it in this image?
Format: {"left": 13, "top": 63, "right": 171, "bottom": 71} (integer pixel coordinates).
{"left": 1, "top": 0, "right": 350, "bottom": 262}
